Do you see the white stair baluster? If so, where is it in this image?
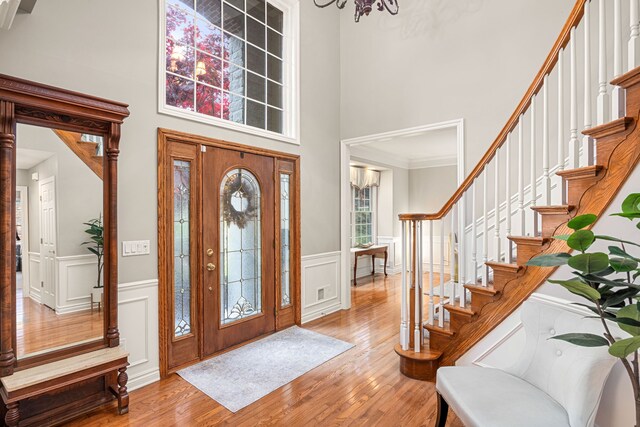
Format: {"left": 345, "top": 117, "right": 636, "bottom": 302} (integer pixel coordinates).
{"left": 612, "top": 0, "right": 626, "bottom": 119}
{"left": 597, "top": 0, "right": 609, "bottom": 125}
{"left": 584, "top": 0, "right": 595, "bottom": 166}
{"left": 439, "top": 219, "right": 445, "bottom": 328}
{"left": 570, "top": 28, "right": 580, "bottom": 169}
{"left": 543, "top": 75, "right": 551, "bottom": 205}
{"left": 482, "top": 169, "right": 488, "bottom": 287}
{"left": 630, "top": 0, "right": 640, "bottom": 70}
{"left": 401, "top": 220, "right": 408, "bottom": 349}
{"left": 558, "top": 49, "right": 566, "bottom": 204}
{"left": 471, "top": 179, "right": 477, "bottom": 284}
{"left": 494, "top": 152, "right": 501, "bottom": 261}
{"left": 505, "top": 133, "right": 513, "bottom": 263}
{"left": 414, "top": 221, "right": 421, "bottom": 352}
{"left": 428, "top": 220, "right": 434, "bottom": 326}
{"left": 450, "top": 210, "right": 456, "bottom": 305}
{"left": 518, "top": 118, "right": 525, "bottom": 235}
{"left": 530, "top": 95, "right": 538, "bottom": 236}
{"left": 458, "top": 195, "right": 466, "bottom": 307}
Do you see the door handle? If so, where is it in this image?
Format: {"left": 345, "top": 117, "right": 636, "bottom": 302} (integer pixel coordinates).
{"left": 207, "top": 263, "right": 216, "bottom": 271}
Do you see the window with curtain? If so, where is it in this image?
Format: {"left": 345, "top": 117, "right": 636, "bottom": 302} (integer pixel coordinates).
{"left": 350, "top": 167, "right": 380, "bottom": 247}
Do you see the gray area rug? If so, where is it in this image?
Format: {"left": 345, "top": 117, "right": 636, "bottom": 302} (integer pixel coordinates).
{"left": 177, "top": 326, "right": 354, "bottom": 412}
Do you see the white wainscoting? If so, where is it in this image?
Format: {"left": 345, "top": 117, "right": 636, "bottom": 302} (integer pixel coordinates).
{"left": 118, "top": 279, "right": 160, "bottom": 391}
{"left": 56, "top": 254, "right": 98, "bottom": 314}
{"left": 27, "top": 252, "right": 41, "bottom": 303}
{"left": 377, "top": 236, "right": 401, "bottom": 275}
{"left": 301, "top": 251, "right": 343, "bottom": 324}
{"left": 456, "top": 292, "right": 633, "bottom": 427}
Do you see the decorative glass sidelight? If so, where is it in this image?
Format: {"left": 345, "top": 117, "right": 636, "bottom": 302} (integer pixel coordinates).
{"left": 174, "top": 160, "right": 192, "bottom": 337}
{"left": 220, "top": 168, "right": 262, "bottom": 324}
{"left": 280, "top": 173, "right": 291, "bottom": 307}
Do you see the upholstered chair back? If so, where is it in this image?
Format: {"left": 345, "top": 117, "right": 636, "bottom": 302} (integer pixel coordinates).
{"left": 504, "top": 301, "right": 618, "bottom": 427}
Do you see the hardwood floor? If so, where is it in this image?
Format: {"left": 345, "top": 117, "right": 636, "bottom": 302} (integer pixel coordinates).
{"left": 16, "top": 286, "right": 103, "bottom": 357}
{"left": 67, "top": 272, "right": 463, "bottom": 426}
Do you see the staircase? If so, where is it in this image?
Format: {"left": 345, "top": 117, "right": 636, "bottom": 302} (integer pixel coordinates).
{"left": 52, "top": 129, "right": 104, "bottom": 179}
{"left": 395, "top": 0, "right": 640, "bottom": 380}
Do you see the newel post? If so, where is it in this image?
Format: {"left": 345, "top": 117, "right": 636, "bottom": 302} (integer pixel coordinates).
{"left": 0, "top": 100, "right": 16, "bottom": 376}
{"left": 105, "top": 122, "right": 120, "bottom": 347}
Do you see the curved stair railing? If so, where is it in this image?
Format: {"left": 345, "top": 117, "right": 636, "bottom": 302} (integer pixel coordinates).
{"left": 396, "top": 0, "right": 640, "bottom": 380}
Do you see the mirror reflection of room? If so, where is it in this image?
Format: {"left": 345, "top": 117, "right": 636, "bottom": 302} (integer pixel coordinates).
{"left": 15, "top": 124, "right": 104, "bottom": 359}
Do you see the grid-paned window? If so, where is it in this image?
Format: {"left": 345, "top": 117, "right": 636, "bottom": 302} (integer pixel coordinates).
{"left": 163, "top": 0, "right": 291, "bottom": 136}
{"left": 352, "top": 187, "right": 374, "bottom": 246}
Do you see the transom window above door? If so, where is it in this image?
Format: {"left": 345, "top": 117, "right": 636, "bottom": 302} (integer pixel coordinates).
{"left": 160, "top": 0, "right": 299, "bottom": 143}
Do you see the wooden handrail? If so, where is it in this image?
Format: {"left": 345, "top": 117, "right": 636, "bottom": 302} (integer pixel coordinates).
{"left": 402, "top": 0, "right": 587, "bottom": 221}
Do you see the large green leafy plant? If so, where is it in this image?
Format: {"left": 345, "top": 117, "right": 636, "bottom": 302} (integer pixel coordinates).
{"left": 83, "top": 217, "right": 104, "bottom": 289}
{"left": 528, "top": 193, "right": 640, "bottom": 426}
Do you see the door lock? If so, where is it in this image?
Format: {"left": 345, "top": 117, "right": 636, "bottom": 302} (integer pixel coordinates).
{"left": 207, "top": 263, "right": 216, "bottom": 271}
{"left": 206, "top": 248, "right": 214, "bottom": 257}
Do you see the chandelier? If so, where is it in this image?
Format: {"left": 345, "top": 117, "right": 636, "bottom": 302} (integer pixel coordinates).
{"left": 314, "top": 0, "right": 399, "bottom": 23}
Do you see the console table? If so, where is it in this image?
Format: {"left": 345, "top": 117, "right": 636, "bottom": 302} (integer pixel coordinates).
{"left": 351, "top": 245, "right": 388, "bottom": 285}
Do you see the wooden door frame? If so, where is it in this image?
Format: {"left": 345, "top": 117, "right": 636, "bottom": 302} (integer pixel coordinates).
{"left": 158, "top": 128, "right": 301, "bottom": 377}
{"left": 16, "top": 185, "right": 29, "bottom": 297}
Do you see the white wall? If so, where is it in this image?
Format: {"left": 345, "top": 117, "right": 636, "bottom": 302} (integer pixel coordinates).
{"left": 408, "top": 165, "right": 457, "bottom": 213}
{"left": 340, "top": 0, "right": 573, "bottom": 176}
{"left": 0, "top": 0, "right": 342, "bottom": 385}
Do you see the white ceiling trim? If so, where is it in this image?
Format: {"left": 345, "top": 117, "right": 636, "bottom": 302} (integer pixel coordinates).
{"left": 342, "top": 118, "right": 464, "bottom": 147}
{"left": 0, "top": 0, "right": 20, "bottom": 30}
{"left": 409, "top": 155, "right": 458, "bottom": 170}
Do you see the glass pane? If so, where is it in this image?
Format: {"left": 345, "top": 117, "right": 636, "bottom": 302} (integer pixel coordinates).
{"left": 224, "top": 62, "right": 245, "bottom": 94}
{"left": 197, "top": 0, "right": 221, "bottom": 27}
{"left": 226, "top": 0, "right": 244, "bottom": 11}
{"left": 196, "top": 18, "right": 223, "bottom": 57}
{"left": 223, "top": 92, "right": 245, "bottom": 123}
{"left": 224, "top": 32, "right": 245, "bottom": 66}
{"left": 223, "top": 2, "right": 245, "bottom": 38}
{"left": 166, "top": 4, "right": 195, "bottom": 46}
{"left": 247, "top": 44, "right": 266, "bottom": 76}
{"left": 267, "top": 107, "right": 282, "bottom": 133}
{"left": 247, "top": 0, "right": 265, "bottom": 22}
{"left": 267, "top": 80, "right": 282, "bottom": 108}
{"left": 247, "top": 17, "right": 266, "bottom": 49}
{"left": 196, "top": 51, "right": 222, "bottom": 87}
{"left": 267, "top": 28, "right": 282, "bottom": 58}
{"left": 174, "top": 160, "right": 192, "bottom": 337}
{"left": 247, "top": 72, "right": 265, "bottom": 102}
{"left": 247, "top": 99, "right": 266, "bottom": 129}
{"left": 166, "top": 41, "right": 194, "bottom": 78}
{"left": 267, "top": 54, "right": 282, "bottom": 83}
{"left": 166, "top": 75, "right": 195, "bottom": 110}
{"left": 220, "top": 169, "right": 262, "bottom": 324}
{"left": 196, "top": 83, "right": 223, "bottom": 117}
{"left": 267, "top": 3, "right": 283, "bottom": 32}
{"left": 280, "top": 174, "right": 291, "bottom": 307}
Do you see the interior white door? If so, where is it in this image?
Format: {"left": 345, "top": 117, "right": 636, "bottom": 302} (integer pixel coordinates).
{"left": 39, "top": 177, "right": 56, "bottom": 309}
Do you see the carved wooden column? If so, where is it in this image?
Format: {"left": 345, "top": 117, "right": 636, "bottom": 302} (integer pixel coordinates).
{"left": 105, "top": 122, "right": 120, "bottom": 346}
{"left": 0, "top": 100, "right": 16, "bottom": 376}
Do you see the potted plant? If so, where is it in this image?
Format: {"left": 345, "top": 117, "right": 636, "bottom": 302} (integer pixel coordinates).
{"left": 83, "top": 217, "right": 104, "bottom": 303}
{"left": 528, "top": 193, "right": 640, "bottom": 426}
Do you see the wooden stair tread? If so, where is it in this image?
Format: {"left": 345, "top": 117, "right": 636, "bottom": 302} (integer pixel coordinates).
{"left": 2, "top": 347, "right": 128, "bottom": 393}
{"left": 531, "top": 205, "right": 575, "bottom": 214}
{"left": 424, "top": 322, "right": 455, "bottom": 337}
{"left": 582, "top": 116, "right": 633, "bottom": 139}
{"left": 485, "top": 261, "right": 522, "bottom": 273}
{"left": 611, "top": 65, "right": 640, "bottom": 88}
{"left": 444, "top": 303, "right": 475, "bottom": 316}
{"left": 556, "top": 165, "right": 604, "bottom": 180}
{"left": 507, "top": 236, "right": 550, "bottom": 245}
{"left": 394, "top": 343, "right": 442, "bottom": 361}
{"left": 464, "top": 284, "right": 500, "bottom": 296}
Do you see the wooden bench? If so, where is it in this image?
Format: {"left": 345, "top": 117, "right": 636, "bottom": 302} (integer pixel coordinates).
{"left": 0, "top": 346, "right": 129, "bottom": 427}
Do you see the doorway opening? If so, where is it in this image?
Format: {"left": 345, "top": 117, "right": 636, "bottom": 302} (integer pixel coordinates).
{"left": 158, "top": 129, "right": 301, "bottom": 376}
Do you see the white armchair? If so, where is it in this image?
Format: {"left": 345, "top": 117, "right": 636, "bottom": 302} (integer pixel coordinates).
{"left": 435, "top": 301, "right": 618, "bottom": 427}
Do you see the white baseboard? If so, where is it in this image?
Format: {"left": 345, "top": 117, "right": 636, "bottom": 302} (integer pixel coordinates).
{"left": 127, "top": 367, "right": 161, "bottom": 391}
{"left": 301, "top": 301, "right": 343, "bottom": 324}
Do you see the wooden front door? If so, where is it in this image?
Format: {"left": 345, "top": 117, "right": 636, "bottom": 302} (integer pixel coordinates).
{"left": 201, "top": 147, "right": 276, "bottom": 356}
{"left": 159, "top": 130, "right": 300, "bottom": 376}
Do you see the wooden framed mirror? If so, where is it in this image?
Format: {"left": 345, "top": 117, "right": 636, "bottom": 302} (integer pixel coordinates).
{"left": 0, "top": 74, "right": 130, "bottom": 425}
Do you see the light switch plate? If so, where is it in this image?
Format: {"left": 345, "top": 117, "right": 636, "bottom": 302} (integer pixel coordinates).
{"left": 122, "top": 240, "right": 150, "bottom": 257}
